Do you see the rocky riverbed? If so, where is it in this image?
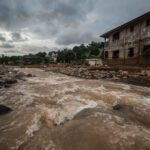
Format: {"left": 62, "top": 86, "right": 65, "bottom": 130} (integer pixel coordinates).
{"left": 46, "top": 65, "right": 150, "bottom": 87}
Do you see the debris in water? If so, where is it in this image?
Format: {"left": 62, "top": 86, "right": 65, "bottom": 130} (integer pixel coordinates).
{"left": 0, "top": 105, "right": 12, "bottom": 115}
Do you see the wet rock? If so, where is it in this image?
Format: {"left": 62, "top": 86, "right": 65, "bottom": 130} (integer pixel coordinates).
{"left": 0, "top": 79, "right": 5, "bottom": 85}
{"left": 113, "top": 104, "right": 133, "bottom": 113}
{"left": 0, "top": 105, "right": 12, "bottom": 115}
{"left": 4, "top": 84, "right": 11, "bottom": 88}
{"left": 4, "top": 78, "right": 17, "bottom": 84}
{"left": 26, "top": 74, "right": 33, "bottom": 77}
{"left": 0, "top": 72, "right": 5, "bottom": 75}
{"left": 73, "top": 108, "right": 99, "bottom": 120}
{"left": 113, "top": 104, "right": 123, "bottom": 110}
{"left": 15, "top": 72, "right": 26, "bottom": 80}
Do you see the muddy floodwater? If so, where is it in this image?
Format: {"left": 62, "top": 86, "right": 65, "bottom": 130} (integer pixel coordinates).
{"left": 1, "top": 68, "right": 150, "bottom": 150}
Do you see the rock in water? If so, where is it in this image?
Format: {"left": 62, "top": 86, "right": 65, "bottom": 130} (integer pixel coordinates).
{"left": 26, "top": 74, "right": 33, "bottom": 77}
{"left": 4, "top": 84, "right": 11, "bottom": 88}
{"left": 113, "top": 104, "right": 123, "bottom": 110}
{"left": 15, "top": 72, "right": 26, "bottom": 80}
{"left": 5, "top": 78, "right": 17, "bottom": 84}
{"left": 113, "top": 104, "right": 133, "bottom": 113}
{"left": 0, "top": 105, "right": 12, "bottom": 115}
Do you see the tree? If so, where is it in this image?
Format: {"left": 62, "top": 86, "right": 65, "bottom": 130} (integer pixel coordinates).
{"left": 36, "top": 52, "right": 47, "bottom": 58}
{"left": 73, "top": 44, "right": 89, "bottom": 60}
{"left": 65, "top": 50, "right": 75, "bottom": 63}
{"left": 88, "top": 41, "right": 104, "bottom": 57}
{"left": 57, "top": 49, "right": 75, "bottom": 63}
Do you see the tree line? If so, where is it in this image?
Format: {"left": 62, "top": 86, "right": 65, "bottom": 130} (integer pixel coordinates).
{"left": 0, "top": 52, "right": 55, "bottom": 65}
{"left": 0, "top": 41, "right": 104, "bottom": 65}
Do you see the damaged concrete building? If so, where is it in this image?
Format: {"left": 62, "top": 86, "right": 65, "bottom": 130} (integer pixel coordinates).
{"left": 101, "top": 11, "right": 150, "bottom": 66}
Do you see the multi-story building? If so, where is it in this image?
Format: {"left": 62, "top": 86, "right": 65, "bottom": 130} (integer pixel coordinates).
{"left": 101, "top": 11, "right": 150, "bottom": 66}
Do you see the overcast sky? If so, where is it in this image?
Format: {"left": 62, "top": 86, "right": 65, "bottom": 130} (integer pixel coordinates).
{"left": 0, "top": 0, "right": 150, "bottom": 56}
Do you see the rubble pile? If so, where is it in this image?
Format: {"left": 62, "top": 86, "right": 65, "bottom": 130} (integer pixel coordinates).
{"left": 46, "top": 65, "right": 150, "bottom": 87}
{"left": 0, "top": 66, "right": 34, "bottom": 89}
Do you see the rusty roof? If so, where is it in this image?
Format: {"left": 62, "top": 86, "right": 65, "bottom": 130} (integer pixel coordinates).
{"left": 101, "top": 11, "right": 150, "bottom": 38}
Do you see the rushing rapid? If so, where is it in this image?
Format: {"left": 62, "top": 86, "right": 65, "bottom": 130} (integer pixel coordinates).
{"left": 0, "top": 68, "right": 150, "bottom": 150}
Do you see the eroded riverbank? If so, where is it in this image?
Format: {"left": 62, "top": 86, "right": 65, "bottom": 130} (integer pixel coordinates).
{"left": 45, "top": 65, "right": 150, "bottom": 87}
{"left": 0, "top": 68, "right": 150, "bottom": 150}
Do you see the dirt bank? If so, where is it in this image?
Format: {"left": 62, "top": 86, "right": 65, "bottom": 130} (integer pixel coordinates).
{"left": 45, "top": 65, "right": 150, "bottom": 87}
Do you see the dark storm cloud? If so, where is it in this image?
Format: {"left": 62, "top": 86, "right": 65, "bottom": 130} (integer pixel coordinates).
{"left": 0, "top": 0, "right": 150, "bottom": 55}
{"left": 0, "top": 43, "right": 15, "bottom": 49}
{"left": 0, "top": 0, "right": 94, "bottom": 34}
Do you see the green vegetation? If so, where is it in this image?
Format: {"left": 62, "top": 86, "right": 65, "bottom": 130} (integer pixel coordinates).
{"left": 57, "top": 42, "right": 104, "bottom": 64}
{"left": 0, "top": 52, "right": 55, "bottom": 66}
{"left": 0, "top": 41, "right": 104, "bottom": 65}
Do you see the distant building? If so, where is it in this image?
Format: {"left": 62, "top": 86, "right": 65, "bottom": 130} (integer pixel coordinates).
{"left": 101, "top": 11, "right": 150, "bottom": 66}
{"left": 8, "top": 61, "right": 13, "bottom": 65}
{"left": 48, "top": 51, "right": 58, "bottom": 61}
{"left": 85, "top": 59, "right": 103, "bottom": 66}
{"left": 23, "top": 56, "right": 32, "bottom": 65}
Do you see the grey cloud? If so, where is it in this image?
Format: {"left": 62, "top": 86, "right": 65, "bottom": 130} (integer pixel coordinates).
{"left": 56, "top": 31, "right": 99, "bottom": 45}
{"left": 0, "top": 0, "right": 95, "bottom": 37}
{"left": 0, "top": 43, "right": 15, "bottom": 49}
{"left": 12, "top": 33, "right": 22, "bottom": 41}
{"left": 0, "top": 34, "right": 6, "bottom": 41}
{"left": 11, "top": 32, "right": 28, "bottom": 42}
{"left": 21, "top": 45, "right": 50, "bottom": 54}
{"left": 4, "top": 50, "right": 21, "bottom": 53}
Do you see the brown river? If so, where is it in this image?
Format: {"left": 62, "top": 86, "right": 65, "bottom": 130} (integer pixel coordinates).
{"left": 1, "top": 68, "right": 150, "bottom": 150}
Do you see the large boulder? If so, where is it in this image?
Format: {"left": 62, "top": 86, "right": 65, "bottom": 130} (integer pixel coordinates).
{"left": 0, "top": 105, "right": 12, "bottom": 115}
{"left": 73, "top": 108, "right": 99, "bottom": 120}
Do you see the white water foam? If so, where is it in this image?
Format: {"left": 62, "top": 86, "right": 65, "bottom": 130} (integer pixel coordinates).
{"left": 26, "top": 113, "right": 41, "bottom": 137}
{"left": 39, "top": 98, "right": 97, "bottom": 125}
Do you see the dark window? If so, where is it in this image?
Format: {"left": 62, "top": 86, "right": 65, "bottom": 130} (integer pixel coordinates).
{"left": 113, "top": 32, "right": 120, "bottom": 41}
{"left": 113, "top": 50, "right": 119, "bottom": 58}
{"left": 130, "top": 26, "right": 134, "bottom": 32}
{"left": 146, "top": 19, "right": 150, "bottom": 26}
{"left": 105, "top": 51, "right": 108, "bottom": 59}
{"left": 143, "top": 45, "right": 150, "bottom": 57}
{"left": 128, "top": 48, "right": 134, "bottom": 57}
